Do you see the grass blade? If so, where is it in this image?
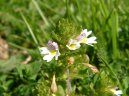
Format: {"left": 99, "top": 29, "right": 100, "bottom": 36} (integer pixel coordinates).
{"left": 20, "top": 12, "right": 39, "bottom": 46}
{"left": 32, "top": 0, "right": 50, "bottom": 27}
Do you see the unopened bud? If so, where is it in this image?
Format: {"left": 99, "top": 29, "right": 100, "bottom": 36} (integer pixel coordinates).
{"left": 84, "top": 63, "right": 99, "bottom": 73}
{"left": 67, "top": 57, "right": 74, "bottom": 65}
{"left": 83, "top": 54, "right": 90, "bottom": 63}
{"left": 51, "top": 74, "right": 57, "bottom": 93}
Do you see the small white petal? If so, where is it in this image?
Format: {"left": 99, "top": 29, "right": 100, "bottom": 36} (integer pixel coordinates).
{"left": 43, "top": 54, "right": 54, "bottom": 62}
{"left": 82, "top": 29, "right": 92, "bottom": 37}
{"left": 55, "top": 51, "right": 61, "bottom": 60}
{"left": 114, "top": 90, "right": 123, "bottom": 95}
{"left": 52, "top": 42, "right": 58, "bottom": 49}
{"left": 87, "top": 31, "right": 92, "bottom": 36}
{"left": 87, "top": 36, "right": 97, "bottom": 44}
{"left": 82, "top": 29, "right": 88, "bottom": 33}
{"left": 39, "top": 47, "right": 49, "bottom": 54}
{"left": 66, "top": 43, "right": 80, "bottom": 50}
{"left": 66, "top": 39, "right": 81, "bottom": 50}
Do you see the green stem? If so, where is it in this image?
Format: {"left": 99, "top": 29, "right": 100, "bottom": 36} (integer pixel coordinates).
{"left": 66, "top": 68, "right": 72, "bottom": 95}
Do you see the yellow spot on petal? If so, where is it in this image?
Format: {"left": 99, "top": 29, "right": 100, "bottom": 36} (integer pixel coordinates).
{"left": 50, "top": 51, "right": 56, "bottom": 55}
{"left": 69, "top": 44, "right": 76, "bottom": 48}
{"left": 81, "top": 38, "right": 88, "bottom": 43}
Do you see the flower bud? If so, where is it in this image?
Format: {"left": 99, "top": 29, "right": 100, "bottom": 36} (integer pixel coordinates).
{"left": 51, "top": 74, "right": 57, "bottom": 93}
{"left": 84, "top": 63, "right": 99, "bottom": 73}
{"left": 67, "top": 57, "right": 74, "bottom": 65}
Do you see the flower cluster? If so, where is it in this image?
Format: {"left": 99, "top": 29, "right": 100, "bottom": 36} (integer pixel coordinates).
{"left": 39, "top": 29, "right": 97, "bottom": 62}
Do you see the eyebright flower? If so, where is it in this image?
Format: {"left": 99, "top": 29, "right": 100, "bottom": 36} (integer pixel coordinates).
{"left": 66, "top": 39, "right": 80, "bottom": 50}
{"left": 66, "top": 29, "right": 97, "bottom": 50}
{"left": 39, "top": 41, "right": 60, "bottom": 62}
{"left": 76, "top": 29, "right": 97, "bottom": 46}
{"left": 110, "top": 87, "right": 123, "bottom": 96}
{"left": 114, "top": 90, "right": 123, "bottom": 96}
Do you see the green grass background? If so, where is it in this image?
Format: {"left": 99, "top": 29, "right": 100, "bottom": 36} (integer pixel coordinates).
{"left": 0, "top": 0, "right": 129, "bottom": 96}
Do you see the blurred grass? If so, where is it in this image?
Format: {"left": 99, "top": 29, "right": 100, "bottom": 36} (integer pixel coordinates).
{"left": 0, "top": 0, "right": 129, "bottom": 95}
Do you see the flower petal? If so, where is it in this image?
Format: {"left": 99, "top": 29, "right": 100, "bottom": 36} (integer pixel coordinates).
{"left": 39, "top": 47, "right": 49, "bottom": 54}
{"left": 55, "top": 51, "right": 61, "bottom": 60}
{"left": 114, "top": 90, "right": 123, "bottom": 95}
{"left": 66, "top": 43, "right": 80, "bottom": 50}
{"left": 81, "top": 29, "right": 92, "bottom": 37}
{"left": 43, "top": 54, "right": 54, "bottom": 62}
{"left": 86, "top": 36, "right": 97, "bottom": 46}
{"left": 47, "top": 41, "right": 58, "bottom": 51}
{"left": 66, "top": 39, "right": 81, "bottom": 50}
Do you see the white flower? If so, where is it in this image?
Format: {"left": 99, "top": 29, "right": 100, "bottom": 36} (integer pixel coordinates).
{"left": 66, "top": 29, "right": 97, "bottom": 50}
{"left": 110, "top": 88, "right": 123, "bottom": 96}
{"left": 66, "top": 39, "right": 80, "bottom": 50}
{"left": 114, "top": 90, "right": 123, "bottom": 96}
{"left": 76, "top": 29, "right": 97, "bottom": 46}
{"left": 39, "top": 41, "right": 60, "bottom": 62}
